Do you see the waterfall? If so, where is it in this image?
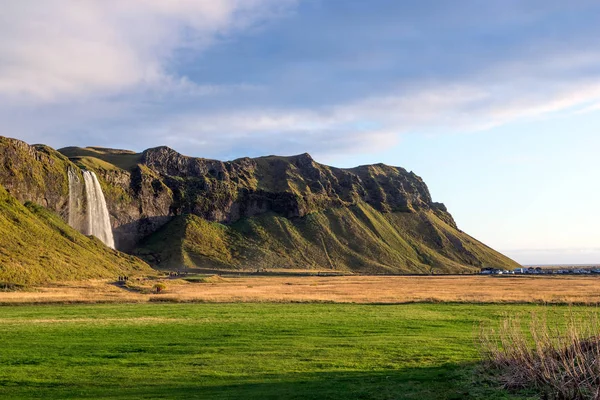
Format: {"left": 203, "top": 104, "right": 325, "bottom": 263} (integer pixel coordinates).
{"left": 67, "top": 168, "right": 115, "bottom": 249}
{"left": 82, "top": 171, "right": 115, "bottom": 249}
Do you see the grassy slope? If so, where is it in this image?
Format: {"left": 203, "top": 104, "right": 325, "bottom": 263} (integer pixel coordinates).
{"left": 137, "top": 202, "right": 520, "bottom": 273}
{"left": 58, "top": 146, "right": 142, "bottom": 171}
{"left": 0, "top": 302, "right": 550, "bottom": 399}
{"left": 0, "top": 185, "right": 152, "bottom": 285}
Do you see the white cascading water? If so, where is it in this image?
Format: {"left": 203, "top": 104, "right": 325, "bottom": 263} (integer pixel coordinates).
{"left": 82, "top": 171, "right": 115, "bottom": 249}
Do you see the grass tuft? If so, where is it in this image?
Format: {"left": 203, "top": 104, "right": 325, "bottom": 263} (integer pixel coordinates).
{"left": 480, "top": 310, "right": 600, "bottom": 399}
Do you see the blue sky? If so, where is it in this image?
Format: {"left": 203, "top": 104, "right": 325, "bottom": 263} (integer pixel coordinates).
{"left": 1, "top": 0, "right": 600, "bottom": 264}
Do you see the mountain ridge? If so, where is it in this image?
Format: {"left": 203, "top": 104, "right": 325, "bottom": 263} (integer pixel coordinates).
{"left": 0, "top": 135, "right": 520, "bottom": 276}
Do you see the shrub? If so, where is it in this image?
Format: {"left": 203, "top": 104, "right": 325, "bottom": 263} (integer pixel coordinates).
{"left": 479, "top": 311, "right": 600, "bottom": 399}
{"left": 153, "top": 283, "right": 167, "bottom": 294}
{"left": 0, "top": 282, "right": 25, "bottom": 291}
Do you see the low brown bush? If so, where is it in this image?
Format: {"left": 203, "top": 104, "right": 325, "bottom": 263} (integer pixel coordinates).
{"left": 480, "top": 311, "right": 600, "bottom": 399}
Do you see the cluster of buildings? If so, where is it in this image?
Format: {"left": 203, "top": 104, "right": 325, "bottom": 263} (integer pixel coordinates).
{"left": 480, "top": 267, "right": 600, "bottom": 275}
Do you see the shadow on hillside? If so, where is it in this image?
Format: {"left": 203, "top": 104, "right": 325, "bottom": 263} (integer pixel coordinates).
{"left": 9, "top": 364, "right": 521, "bottom": 400}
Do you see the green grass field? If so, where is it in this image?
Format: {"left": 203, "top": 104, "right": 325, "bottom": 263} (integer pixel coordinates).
{"left": 0, "top": 303, "right": 554, "bottom": 399}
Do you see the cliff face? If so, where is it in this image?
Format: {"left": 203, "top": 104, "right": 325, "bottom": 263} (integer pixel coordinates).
{"left": 0, "top": 136, "right": 520, "bottom": 274}
{"left": 59, "top": 144, "right": 458, "bottom": 251}
{"left": 0, "top": 137, "right": 71, "bottom": 216}
{"left": 139, "top": 146, "right": 447, "bottom": 219}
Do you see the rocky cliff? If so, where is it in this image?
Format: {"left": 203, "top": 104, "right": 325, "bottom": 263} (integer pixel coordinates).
{"left": 0, "top": 136, "right": 520, "bottom": 274}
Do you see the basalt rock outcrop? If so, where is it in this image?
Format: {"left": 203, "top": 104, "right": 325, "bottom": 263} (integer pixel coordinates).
{"left": 0, "top": 135, "right": 521, "bottom": 274}
{"left": 0, "top": 137, "right": 71, "bottom": 214}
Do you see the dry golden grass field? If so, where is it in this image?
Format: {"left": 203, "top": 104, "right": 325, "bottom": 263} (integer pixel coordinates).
{"left": 3, "top": 275, "right": 600, "bottom": 304}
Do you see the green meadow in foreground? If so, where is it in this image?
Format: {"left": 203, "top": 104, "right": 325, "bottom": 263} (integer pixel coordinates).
{"left": 0, "top": 303, "right": 560, "bottom": 399}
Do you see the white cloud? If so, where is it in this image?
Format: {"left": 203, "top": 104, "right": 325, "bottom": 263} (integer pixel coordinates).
{"left": 3, "top": 1, "right": 600, "bottom": 160}
{"left": 0, "top": 0, "right": 294, "bottom": 102}
{"left": 128, "top": 72, "right": 600, "bottom": 158}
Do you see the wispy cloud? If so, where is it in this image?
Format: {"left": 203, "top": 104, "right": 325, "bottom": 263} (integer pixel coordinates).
{"left": 0, "top": 0, "right": 295, "bottom": 102}
{"left": 3, "top": 1, "right": 600, "bottom": 160}
{"left": 120, "top": 72, "right": 600, "bottom": 158}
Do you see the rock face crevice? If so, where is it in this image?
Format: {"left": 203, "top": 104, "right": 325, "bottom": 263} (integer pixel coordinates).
{"left": 0, "top": 136, "right": 519, "bottom": 273}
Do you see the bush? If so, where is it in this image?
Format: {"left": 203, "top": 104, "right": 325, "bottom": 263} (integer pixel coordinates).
{"left": 153, "top": 283, "right": 167, "bottom": 294}
{"left": 479, "top": 311, "right": 600, "bottom": 399}
{"left": 0, "top": 282, "right": 25, "bottom": 291}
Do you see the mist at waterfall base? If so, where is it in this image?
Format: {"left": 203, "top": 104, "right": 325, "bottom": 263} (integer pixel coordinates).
{"left": 68, "top": 169, "right": 115, "bottom": 249}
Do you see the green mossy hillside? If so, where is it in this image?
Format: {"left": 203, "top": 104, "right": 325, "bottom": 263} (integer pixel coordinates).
{"left": 137, "top": 202, "right": 519, "bottom": 273}
{"left": 0, "top": 185, "right": 152, "bottom": 285}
